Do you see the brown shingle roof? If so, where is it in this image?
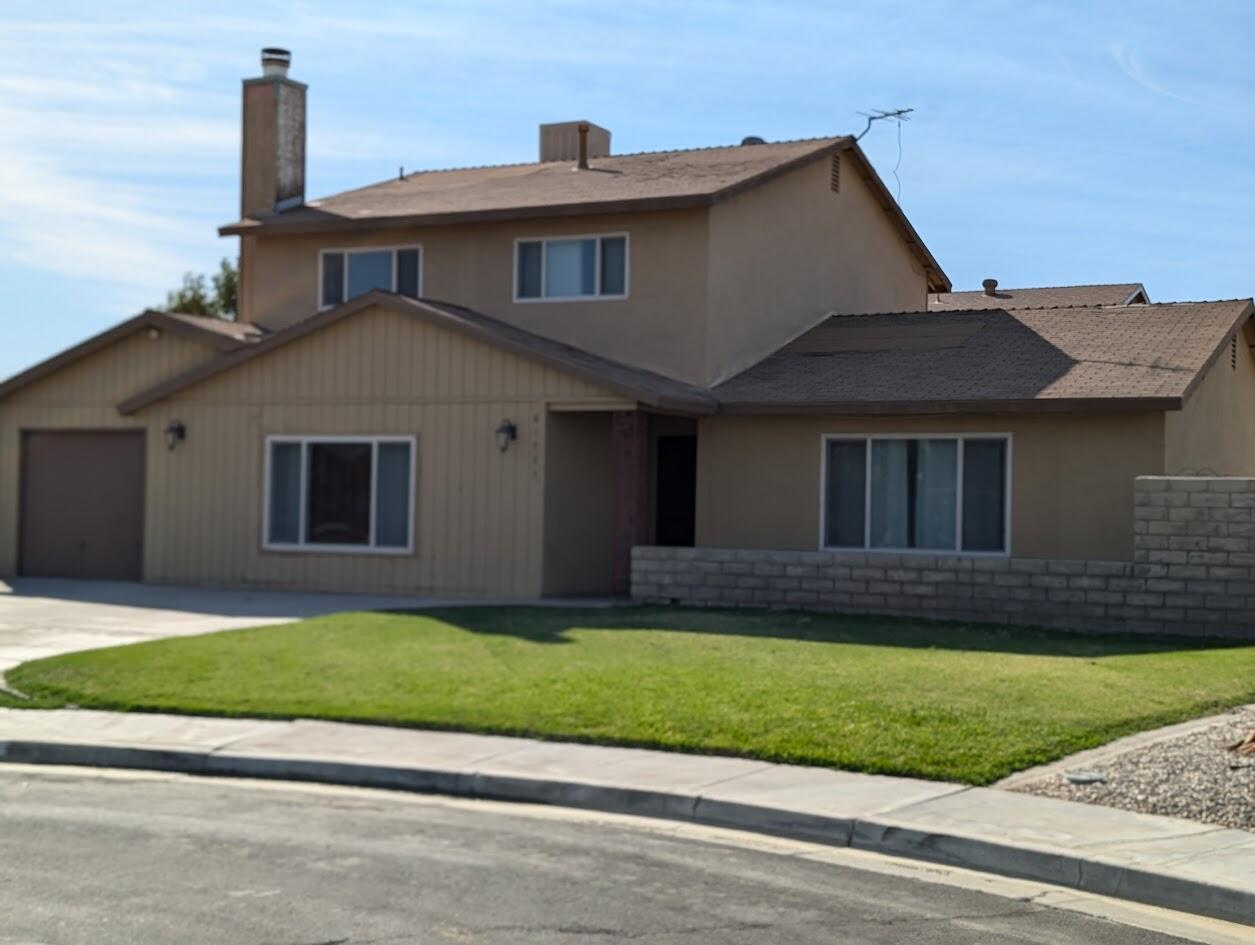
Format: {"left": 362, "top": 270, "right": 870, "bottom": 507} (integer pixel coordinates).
{"left": 929, "top": 283, "right": 1148, "bottom": 311}
{"left": 0, "top": 310, "right": 261, "bottom": 401}
{"left": 714, "top": 300, "right": 1254, "bottom": 414}
{"left": 118, "top": 292, "right": 716, "bottom": 416}
{"left": 219, "top": 137, "right": 950, "bottom": 292}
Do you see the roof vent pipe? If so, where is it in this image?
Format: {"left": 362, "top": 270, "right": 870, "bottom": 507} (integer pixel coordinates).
{"left": 260, "top": 47, "right": 291, "bottom": 78}
{"left": 576, "top": 122, "right": 590, "bottom": 169}
{"left": 982, "top": 278, "right": 998, "bottom": 296}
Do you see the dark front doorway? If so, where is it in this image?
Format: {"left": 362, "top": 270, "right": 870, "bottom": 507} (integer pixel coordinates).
{"left": 654, "top": 435, "right": 696, "bottom": 547}
{"left": 19, "top": 430, "right": 145, "bottom": 580}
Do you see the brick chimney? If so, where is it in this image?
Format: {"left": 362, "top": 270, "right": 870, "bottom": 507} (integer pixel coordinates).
{"left": 240, "top": 48, "right": 306, "bottom": 218}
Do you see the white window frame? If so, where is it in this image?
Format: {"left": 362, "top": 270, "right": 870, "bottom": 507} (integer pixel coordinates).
{"left": 818, "top": 433, "right": 1013, "bottom": 557}
{"left": 318, "top": 245, "right": 423, "bottom": 310}
{"left": 512, "top": 232, "right": 630, "bottom": 303}
{"left": 263, "top": 434, "right": 417, "bottom": 555}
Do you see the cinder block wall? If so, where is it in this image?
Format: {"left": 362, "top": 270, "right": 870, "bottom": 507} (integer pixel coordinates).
{"left": 630, "top": 477, "right": 1255, "bottom": 639}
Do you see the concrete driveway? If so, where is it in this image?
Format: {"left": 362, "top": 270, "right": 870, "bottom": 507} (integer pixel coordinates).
{"left": 0, "top": 578, "right": 472, "bottom": 674}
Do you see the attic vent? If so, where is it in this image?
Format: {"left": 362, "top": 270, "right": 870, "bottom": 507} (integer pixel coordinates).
{"left": 830, "top": 154, "right": 841, "bottom": 193}
{"left": 1233, "top": 336, "right": 1238, "bottom": 370}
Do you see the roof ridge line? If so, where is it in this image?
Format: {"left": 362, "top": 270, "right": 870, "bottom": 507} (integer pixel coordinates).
{"left": 307, "top": 135, "right": 851, "bottom": 203}
{"left": 932, "top": 281, "right": 1143, "bottom": 294}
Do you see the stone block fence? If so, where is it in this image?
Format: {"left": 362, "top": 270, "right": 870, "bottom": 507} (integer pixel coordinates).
{"left": 631, "top": 477, "right": 1255, "bottom": 639}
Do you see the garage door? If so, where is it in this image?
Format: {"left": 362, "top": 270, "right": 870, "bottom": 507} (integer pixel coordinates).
{"left": 19, "top": 431, "right": 145, "bottom": 580}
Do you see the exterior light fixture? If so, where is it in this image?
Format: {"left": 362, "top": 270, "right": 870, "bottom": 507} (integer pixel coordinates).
{"left": 495, "top": 419, "right": 518, "bottom": 453}
{"left": 164, "top": 420, "right": 187, "bottom": 451}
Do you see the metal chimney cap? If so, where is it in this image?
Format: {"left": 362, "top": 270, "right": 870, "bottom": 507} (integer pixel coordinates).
{"left": 982, "top": 278, "right": 999, "bottom": 296}
{"left": 261, "top": 48, "right": 291, "bottom": 77}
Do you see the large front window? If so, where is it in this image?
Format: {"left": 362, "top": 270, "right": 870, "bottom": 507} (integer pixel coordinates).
{"left": 265, "top": 436, "right": 414, "bottom": 552}
{"left": 514, "top": 234, "right": 628, "bottom": 300}
{"left": 320, "top": 247, "right": 421, "bottom": 309}
{"left": 822, "top": 436, "right": 1009, "bottom": 553}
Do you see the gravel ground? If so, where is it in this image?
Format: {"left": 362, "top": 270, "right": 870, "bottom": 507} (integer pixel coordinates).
{"left": 1010, "top": 706, "right": 1255, "bottom": 831}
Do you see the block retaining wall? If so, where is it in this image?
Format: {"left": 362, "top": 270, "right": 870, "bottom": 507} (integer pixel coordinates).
{"left": 630, "top": 477, "right": 1255, "bottom": 639}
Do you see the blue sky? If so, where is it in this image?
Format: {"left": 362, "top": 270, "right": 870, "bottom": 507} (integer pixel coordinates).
{"left": 2, "top": 1, "right": 1252, "bottom": 379}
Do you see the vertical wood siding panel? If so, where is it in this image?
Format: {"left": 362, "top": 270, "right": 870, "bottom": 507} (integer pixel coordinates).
{"left": 0, "top": 306, "right": 624, "bottom": 593}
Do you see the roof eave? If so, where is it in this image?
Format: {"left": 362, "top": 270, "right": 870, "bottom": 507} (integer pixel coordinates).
{"left": 218, "top": 193, "right": 725, "bottom": 238}
{"left": 714, "top": 396, "right": 1186, "bottom": 416}
{"left": 0, "top": 311, "right": 248, "bottom": 402}
{"left": 840, "top": 141, "right": 951, "bottom": 293}
{"left": 118, "top": 291, "right": 718, "bottom": 417}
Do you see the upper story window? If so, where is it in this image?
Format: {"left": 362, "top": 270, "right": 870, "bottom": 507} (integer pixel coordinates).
{"left": 514, "top": 234, "right": 628, "bottom": 302}
{"left": 320, "top": 247, "right": 421, "bottom": 309}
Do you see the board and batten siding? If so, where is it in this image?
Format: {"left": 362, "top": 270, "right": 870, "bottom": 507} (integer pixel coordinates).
{"left": 136, "top": 304, "right": 627, "bottom": 596}
{"left": 0, "top": 330, "right": 217, "bottom": 576}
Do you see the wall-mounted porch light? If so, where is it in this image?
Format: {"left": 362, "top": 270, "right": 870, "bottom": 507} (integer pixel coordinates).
{"left": 495, "top": 419, "right": 518, "bottom": 453}
{"left": 164, "top": 420, "right": 187, "bottom": 451}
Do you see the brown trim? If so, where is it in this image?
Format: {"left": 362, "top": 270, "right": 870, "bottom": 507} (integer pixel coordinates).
{"left": 1178, "top": 301, "right": 1255, "bottom": 406}
{"left": 0, "top": 311, "right": 252, "bottom": 401}
{"left": 842, "top": 143, "right": 950, "bottom": 293}
{"left": 118, "top": 292, "right": 717, "bottom": 416}
{"left": 715, "top": 396, "right": 1185, "bottom": 416}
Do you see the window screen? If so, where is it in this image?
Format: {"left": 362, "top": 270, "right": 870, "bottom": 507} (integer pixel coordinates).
{"left": 517, "top": 242, "right": 543, "bottom": 298}
{"left": 824, "top": 440, "right": 866, "bottom": 548}
{"left": 962, "top": 440, "right": 1007, "bottom": 552}
{"left": 396, "top": 249, "right": 420, "bottom": 299}
{"left": 321, "top": 253, "right": 345, "bottom": 308}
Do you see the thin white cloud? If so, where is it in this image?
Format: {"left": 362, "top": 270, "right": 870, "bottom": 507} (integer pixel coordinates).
{"left": 1110, "top": 42, "right": 1194, "bottom": 104}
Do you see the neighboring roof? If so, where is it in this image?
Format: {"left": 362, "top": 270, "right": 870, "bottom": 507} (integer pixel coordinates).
{"left": 119, "top": 291, "right": 716, "bottom": 416}
{"left": 219, "top": 137, "right": 950, "bottom": 292}
{"left": 0, "top": 310, "right": 262, "bottom": 401}
{"left": 929, "top": 283, "right": 1148, "bottom": 311}
{"left": 164, "top": 312, "right": 266, "bottom": 342}
{"left": 714, "top": 300, "right": 1254, "bottom": 414}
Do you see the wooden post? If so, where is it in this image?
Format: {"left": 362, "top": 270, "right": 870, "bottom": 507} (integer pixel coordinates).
{"left": 611, "top": 411, "right": 649, "bottom": 595}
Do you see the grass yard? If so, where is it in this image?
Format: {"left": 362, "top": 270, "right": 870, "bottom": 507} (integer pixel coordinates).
{"left": 9, "top": 606, "right": 1255, "bottom": 785}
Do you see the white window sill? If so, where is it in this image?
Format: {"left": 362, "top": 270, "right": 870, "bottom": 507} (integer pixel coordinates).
{"left": 262, "top": 543, "right": 413, "bottom": 556}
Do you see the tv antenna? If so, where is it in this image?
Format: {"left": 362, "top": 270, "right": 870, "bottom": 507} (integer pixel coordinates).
{"left": 855, "top": 108, "right": 913, "bottom": 201}
{"left": 854, "top": 107, "right": 913, "bottom": 141}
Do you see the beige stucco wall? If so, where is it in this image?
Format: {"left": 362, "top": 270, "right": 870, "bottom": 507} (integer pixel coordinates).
{"left": 542, "top": 411, "right": 615, "bottom": 596}
{"left": 705, "top": 156, "right": 929, "bottom": 384}
{"left": 694, "top": 412, "right": 1167, "bottom": 562}
{"left": 1165, "top": 332, "right": 1255, "bottom": 475}
{"left": 0, "top": 330, "right": 218, "bottom": 575}
{"left": 241, "top": 154, "right": 932, "bottom": 387}
{"left": 131, "top": 304, "right": 626, "bottom": 596}
{"left": 242, "top": 209, "right": 711, "bottom": 385}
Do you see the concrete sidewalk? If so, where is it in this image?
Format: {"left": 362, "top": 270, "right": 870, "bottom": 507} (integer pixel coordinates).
{"left": 1, "top": 708, "right": 1251, "bottom": 927}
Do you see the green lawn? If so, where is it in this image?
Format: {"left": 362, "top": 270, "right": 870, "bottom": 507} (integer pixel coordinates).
{"left": 9, "top": 606, "right": 1255, "bottom": 785}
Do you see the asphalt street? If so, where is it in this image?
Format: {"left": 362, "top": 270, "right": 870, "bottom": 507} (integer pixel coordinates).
{"left": 0, "top": 765, "right": 1222, "bottom": 945}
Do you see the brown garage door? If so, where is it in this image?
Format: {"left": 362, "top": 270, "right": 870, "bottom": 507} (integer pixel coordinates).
{"left": 20, "top": 431, "right": 145, "bottom": 581}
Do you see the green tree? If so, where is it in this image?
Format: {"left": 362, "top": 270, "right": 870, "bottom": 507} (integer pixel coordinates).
{"left": 164, "top": 257, "right": 238, "bottom": 320}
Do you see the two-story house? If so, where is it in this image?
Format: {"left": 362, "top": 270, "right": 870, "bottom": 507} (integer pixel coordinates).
{"left": 2, "top": 48, "right": 1253, "bottom": 604}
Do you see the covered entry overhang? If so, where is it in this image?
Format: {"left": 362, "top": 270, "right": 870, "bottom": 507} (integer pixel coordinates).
{"left": 543, "top": 403, "right": 702, "bottom": 597}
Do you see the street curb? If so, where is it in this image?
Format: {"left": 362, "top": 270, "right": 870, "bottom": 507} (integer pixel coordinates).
{"left": 1, "top": 738, "right": 1251, "bottom": 926}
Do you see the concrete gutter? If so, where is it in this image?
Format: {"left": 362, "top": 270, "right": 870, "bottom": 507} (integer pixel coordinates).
{"left": 1, "top": 708, "right": 1251, "bottom": 926}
